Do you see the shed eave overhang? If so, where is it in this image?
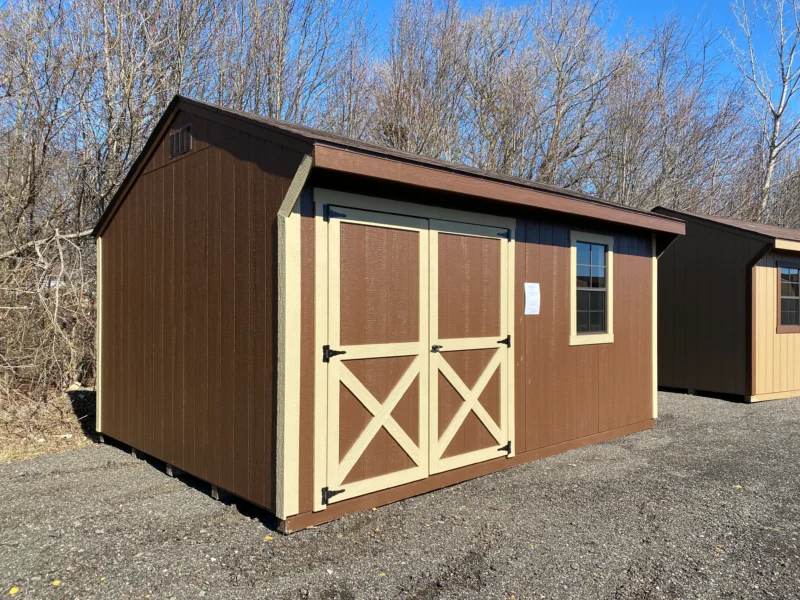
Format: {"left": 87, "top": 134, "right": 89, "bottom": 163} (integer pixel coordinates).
{"left": 312, "top": 144, "right": 685, "bottom": 236}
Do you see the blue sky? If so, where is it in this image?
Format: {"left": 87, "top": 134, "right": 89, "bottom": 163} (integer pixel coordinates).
{"left": 367, "top": 0, "right": 738, "bottom": 33}
{"left": 365, "top": 0, "right": 765, "bottom": 76}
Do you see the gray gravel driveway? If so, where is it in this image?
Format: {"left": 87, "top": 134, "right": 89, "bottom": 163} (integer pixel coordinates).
{"left": 2, "top": 392, "right": 799, "bottom": 599}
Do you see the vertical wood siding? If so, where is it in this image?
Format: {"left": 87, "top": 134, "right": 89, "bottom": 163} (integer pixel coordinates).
{"left": 513, "top": 219, "right": 653, "bottom": 453}
{"left": 753, "top": 251, "right": 800, "bottom": 396}
{"left": 295, "top": 180, "right": 658, "bottom": 512}
{"left": 657, "top": 220, "right": 765, "bottom": 396}
{"left": 99, "top": 110, "right": 309, "bottom": 511}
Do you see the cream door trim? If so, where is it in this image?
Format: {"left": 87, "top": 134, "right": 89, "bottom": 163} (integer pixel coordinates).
{"left": 312, "top": 200, "right": 329, "bottom": 512}
{"left": 569, "top": 230, "right": 615, "bottom": 346}
{"left": 507, "top": 229, "right": 515, "bottom": 456}
{"left": 324, "top": 207, "right": 429, "bottom": 505}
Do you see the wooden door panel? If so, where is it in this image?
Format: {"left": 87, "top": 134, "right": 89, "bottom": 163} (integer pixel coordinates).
{"left": 325, "top": 207, "right": 428, "bottom": 505}
{"left": 438, "top": 232, "right": 502, "bottom": 339}
{"left": 340, "top": 222, "right": 420, "bottom": 345}
{"left": 430, "top": 220, "right": 512, "bottom": 474}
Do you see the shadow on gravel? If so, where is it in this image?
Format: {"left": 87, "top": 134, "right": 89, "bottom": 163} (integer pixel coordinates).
{"left": 658, "top": 386, "right": 746, "bottom": 404}
{"left": 67, "top": 389, "right": 101, "bottom": 441}
{"left": 100, "top": 434, "right": 282, "bottom": 533}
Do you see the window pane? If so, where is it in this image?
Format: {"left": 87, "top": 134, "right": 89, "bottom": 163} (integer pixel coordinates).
{"left": 591, "top": 267, "right": 606, "bottom": 289}
{"left": 782, "top": 282, "right": 799, "bottom": 298}
{"left": 591, "top": 244, "right": 606, "bottom": 267}
{"left": 577, "top": 290, "right": 590, "bottom": 310}
{"left": 577, "top": 311, "right": 591, "bottom": 332}
{"left": 577, "top": 242, "right": 591, "bottom": 266}
{"left": 590, "top": 311, "right": 605, "bottom": 332}
{"left": 782, "top": 267, "right": 800, "bottom": 284}
{"left": 577, "top": 265, "right": 591, "bottom": 287}
{"left": 590, "top": 290, "right": 606, "bottom": 311}
{"left": 781, "top": 298, "right": 800, "bottom": 325}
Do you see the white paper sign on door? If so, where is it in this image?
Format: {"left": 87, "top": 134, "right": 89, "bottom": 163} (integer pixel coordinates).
{"left": 524, "top": 282, "right": 540, "bottom": 315}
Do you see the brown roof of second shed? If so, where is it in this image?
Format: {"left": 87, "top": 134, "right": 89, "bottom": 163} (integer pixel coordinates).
{"left": 652, "top": 207, "right": 800, "bottom": 244}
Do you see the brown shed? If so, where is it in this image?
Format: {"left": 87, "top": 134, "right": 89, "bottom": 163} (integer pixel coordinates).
{"left": 653, "top": 207, "right": 800, "bottom": 402}
{"left": 94, "top": 96, "right": 684, "bottom": 532}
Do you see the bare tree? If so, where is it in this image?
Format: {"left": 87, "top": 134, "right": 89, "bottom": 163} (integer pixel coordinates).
{"left": 728, "top": 0, "right": 800, "bottom": 214}
{"left": 372, "top": 0, "right": 471, "bottom": 160}
{"left": 593, "top": 15, "right": 749, "bottom": 212}
{"left": 2, "top": 0, "right": 799, "bottom": 443}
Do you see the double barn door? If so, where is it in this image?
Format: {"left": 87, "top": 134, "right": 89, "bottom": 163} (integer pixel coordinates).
{"left": 320, "top": 204, "right": 513, "bottom": 508}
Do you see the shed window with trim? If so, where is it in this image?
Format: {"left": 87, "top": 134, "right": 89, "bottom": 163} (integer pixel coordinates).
{"left": 779, "top": 264, "right": 800, "bottom": 329}
{"left": 570, "top": 231, "right": 614, "bottom": 346}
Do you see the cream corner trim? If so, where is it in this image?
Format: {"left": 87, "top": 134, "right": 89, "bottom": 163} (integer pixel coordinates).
{"left": 651, "top": 233, "right": 658, "bottom": 419}
{"left": 276, "top": 158, "right": 312, "bottom": 520}
{"left": 96, "top": 236, "right": 103, "bottom": 433}
{"left": 569, "top": 230, "right": 615, "bottom": 346}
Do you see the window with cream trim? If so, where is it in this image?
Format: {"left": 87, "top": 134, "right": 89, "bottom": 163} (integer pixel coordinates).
{"left": 570, "top": 231, "right": 614, "bottom": 346}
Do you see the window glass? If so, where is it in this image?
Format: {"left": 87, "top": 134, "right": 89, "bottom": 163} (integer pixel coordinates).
{"left": 780, "top": 266, "right": 800, "bottom": 327}
{"left": 576, "top": 242, "right": 608, "bottom": 333}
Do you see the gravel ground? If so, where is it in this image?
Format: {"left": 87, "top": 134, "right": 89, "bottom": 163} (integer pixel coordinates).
{"left": 2, "top": 392, "right": 799, "bottom": 599}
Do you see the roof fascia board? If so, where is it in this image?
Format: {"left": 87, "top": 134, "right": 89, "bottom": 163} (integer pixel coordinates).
{"left": 314, "top": 145, "right": 685, "bottom": 235}
{"left": 652, "top": 207, "right": 774, "bottom": 244}
{"left": 775, "top": 239, "right": 800, "bottom": 252}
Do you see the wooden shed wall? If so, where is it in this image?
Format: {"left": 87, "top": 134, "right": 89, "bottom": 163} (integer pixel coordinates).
{"left": 98, "top": 109, "right": 309, "bottom": 512}
{"left": 657, "top": 219, "right": 764, "bottom": 396}
{"left": 293, "top": 180, "right": 656, "bottom": 518}
{"left": 753, "top": 250, "right": 800, "bottom": 397}
{"left": 513, "top": 219, "right": 654, "bottom": 451}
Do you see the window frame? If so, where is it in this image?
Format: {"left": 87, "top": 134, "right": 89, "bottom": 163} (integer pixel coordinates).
{"left": 777, "top": 260, "right": 800, "bottom": 334}
{"left": 570, "top": 231, "right": 615, "bottom": 346}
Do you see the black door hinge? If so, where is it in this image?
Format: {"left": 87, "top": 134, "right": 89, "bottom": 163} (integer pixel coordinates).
{"left": 498, "top": 440, "right": 512, "bottom": 455}
{"left": 431, "top": 345, "right": 443, "bottom": 353}
{"left": 322, "top": 345, "right": 347, "bottom": 362}
{"left": 497, "top": 334, "right": 511, "bottom": 348}
{"left": 323, "top": 206, "right": 347, "bottom": 222}
{"left": 321, "top": 487, "right": 345, "bottom": 505}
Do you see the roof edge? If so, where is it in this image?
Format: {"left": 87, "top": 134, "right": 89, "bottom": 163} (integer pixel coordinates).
{"left": 314, "top": 145, "right": 686, "bottom": 235}
{"left": 652, "top": 206, "right": 776, "bottom": 243}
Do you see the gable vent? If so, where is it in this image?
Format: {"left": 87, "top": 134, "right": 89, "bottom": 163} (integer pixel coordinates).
{"left": 169, "top": 124, "right": 192, "bottom": 158}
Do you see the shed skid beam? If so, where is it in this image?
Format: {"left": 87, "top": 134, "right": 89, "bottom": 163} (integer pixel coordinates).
{"left": 211, "top": 485, "right": 230, "bottom": 501}
{"left": 165, "top": 464, "right": 184, "bottom": 478}
{"left": 130, "top": 447, "right": 139, "bottom": 459}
